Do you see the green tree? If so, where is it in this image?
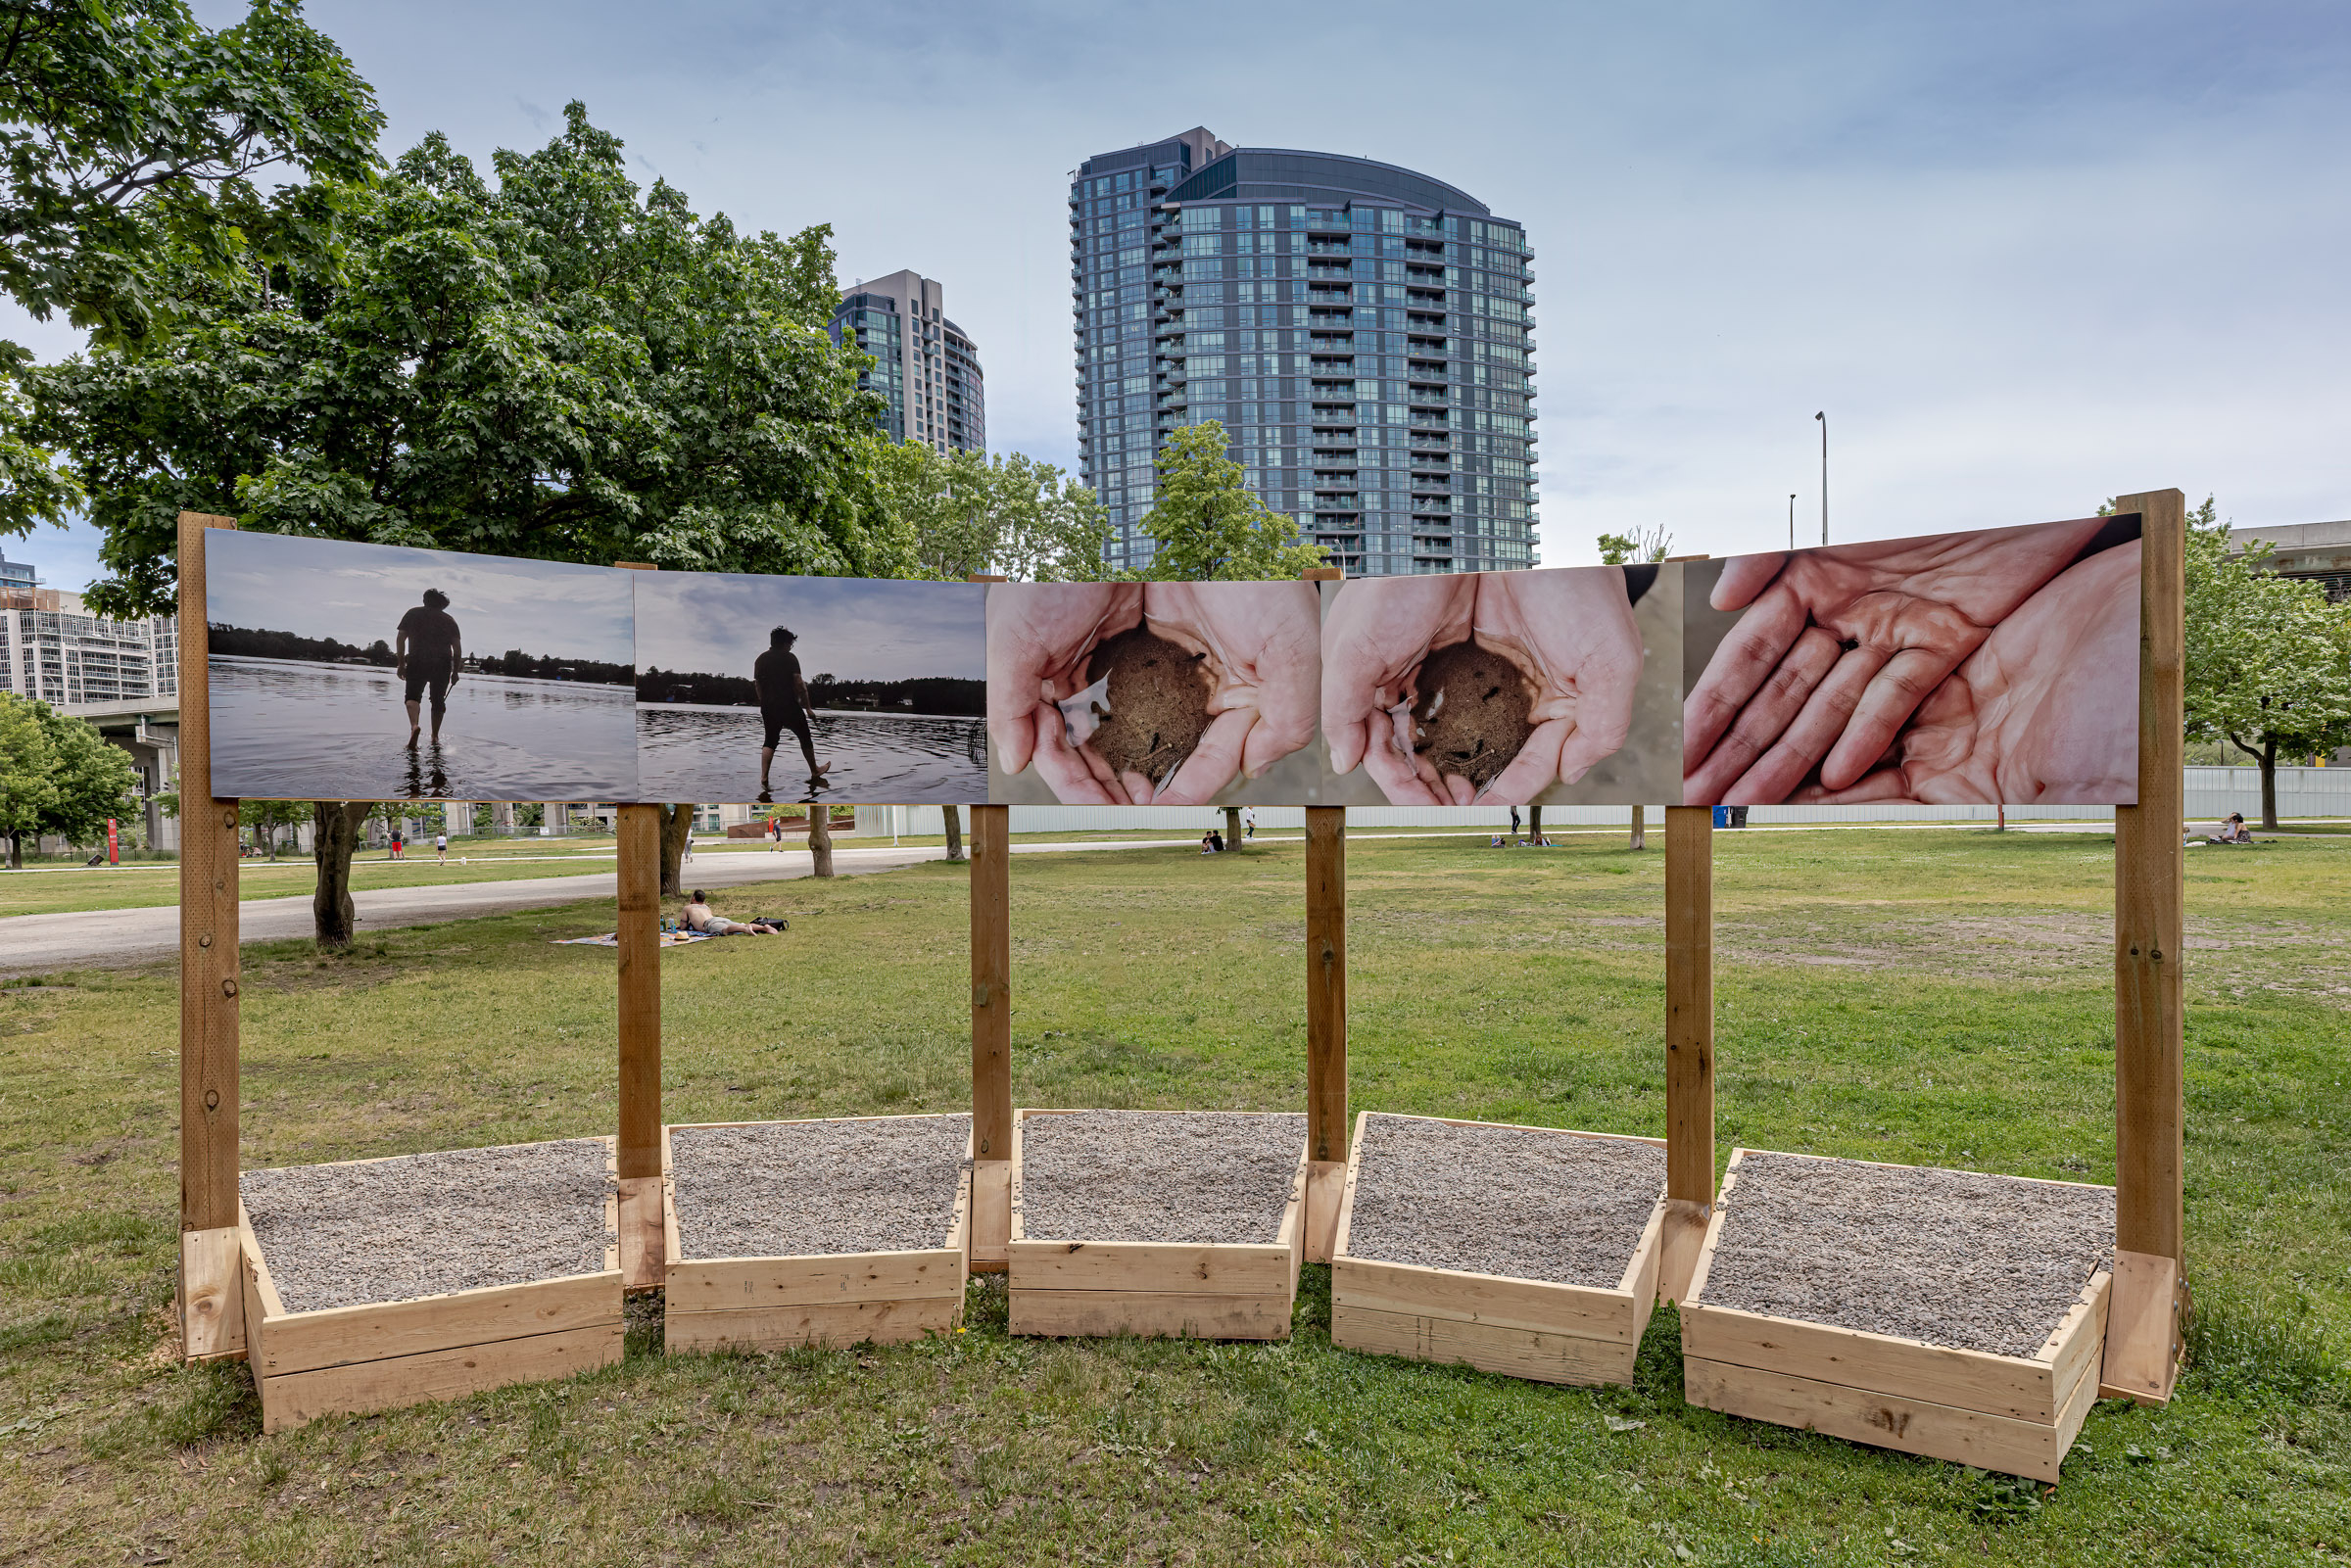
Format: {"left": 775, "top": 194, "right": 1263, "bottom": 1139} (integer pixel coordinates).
{"left": 0, "top": 0, "right": 383, "bottom": 541}
{"left": 29, "top": 104, "right": 900, "bottom": 938}
{"left": 0, "top": 690, "right": 59, "bottom": 869}
{"left": 30, "top": 101, "right": 902, "bottom": 621}
{"left": 876, "top": 441, "right": 1108, "bottom": 582}
{"left": 0, "top": 694, "right": 137, "bottom": 866}
{"left": 1134, "top": 421, "right": 1325, "bottom": 581}
{"left": 0, "top": 0, "right": 382, "bottom": 347}
{"left": 1596, "top": 526, "right": 1672, "bottom": 564}
{"left": 2180, "top": 498, "right": 2351, "bottom": 830}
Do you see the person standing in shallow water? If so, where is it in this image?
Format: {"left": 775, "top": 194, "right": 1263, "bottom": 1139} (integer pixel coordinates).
{"left": 395, "top": 588, "right": 463, "bottom": 748}
{"left": 754, "top": 626, "right": 828, "bottom": 796}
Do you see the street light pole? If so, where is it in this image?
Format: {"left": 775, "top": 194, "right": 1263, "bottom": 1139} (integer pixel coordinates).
{"left": 1813, "top": 411, "right": 1827, "bottom": 545}
{"left": 1788, "top": 494, "right": 1796, "bottom": 551}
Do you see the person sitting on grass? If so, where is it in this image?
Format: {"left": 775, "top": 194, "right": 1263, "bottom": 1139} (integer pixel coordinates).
{"left": 2210, "top": 812, "right": 2255, "bottom": 845}
{"left": 682, "top": 890, "right": 781, "bottom": 936}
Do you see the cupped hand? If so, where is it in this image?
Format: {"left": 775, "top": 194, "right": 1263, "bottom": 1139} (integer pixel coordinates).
{"left": 1467, "top": 568, "right": 1644, "bottom": 806}
{"left": 985, "top": 583, "right": 1143, "bottom": 803}
{"left": 1319, "top": 574, "right": 1476, "bottom": 804}
{"left": 1140, "top": 581, "right": 1321, "bottom": 805}
{"left": 1789, "top": 541, "right": 2141, "bottom": 806}
{"left": 1683, "top": 518, "right": 2110, "bottom": 804}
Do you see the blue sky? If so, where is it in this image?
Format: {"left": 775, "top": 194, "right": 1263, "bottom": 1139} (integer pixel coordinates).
{"left": 632, "top": 573, "right": 984, "bottom": 684}
{"left": 6, "top": 0, "right": 2347, "bottom": 594}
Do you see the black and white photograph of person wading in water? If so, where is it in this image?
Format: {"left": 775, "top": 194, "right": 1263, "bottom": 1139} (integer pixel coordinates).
{"left": 203, "top": 533, "right": 641, "bottom": 802}
{"left": 632, "top": 572, "right": 987, "bottom": 804}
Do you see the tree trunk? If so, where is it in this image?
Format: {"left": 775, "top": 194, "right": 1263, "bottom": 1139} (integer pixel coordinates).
{"left": 1630, "top": 804, "right": 1647, "bottom": 850}
{"left": 312, "top": 801, "right": 373, "bottom": 948}
{"left": 657, "top": 803, "right": 695, "bottom": 896}
{"left": 2261, "top": 736, "right": 2279, "bottom": 831}
{"left": 942, "top": 804, "right": 965, "bottom": 862}
{"left": 1224, "top": 805, "right": 1242, "bottom": 850}
{"left": 1528, "top": 805, "right": 1542, "bottom": 844}
{"left": 808, "top": 807, "right": 836, "bottom": 878}
{"left": 6, "top": 830, "right": 20, "bottom": 871}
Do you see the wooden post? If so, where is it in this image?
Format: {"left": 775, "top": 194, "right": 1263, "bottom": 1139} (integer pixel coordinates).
{"left": 1659, "top": 803, "right": 1715, "bottom": 1302}
{"left": 1298, "top": 559, "right": 1349, "bottom": 1259}
{"left": 176, "top": 512, "right": 244, "bottom": 1362}
{"left": 969, "top": 802, "right": 1013, "bottom": 1270}
{"left": 1304, "top": 806, "right": 1348, "bottom": 1261}
{"left": 614, "top": 802, "right": 664, "bottom": 1289}
{"left": 2103, "top": 488, "right": 2188, "bottom": 1402}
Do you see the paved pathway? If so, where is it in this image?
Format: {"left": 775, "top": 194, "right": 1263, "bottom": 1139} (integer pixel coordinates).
{"left": 0, "top": 837, "right": 1205, "bottom": 975}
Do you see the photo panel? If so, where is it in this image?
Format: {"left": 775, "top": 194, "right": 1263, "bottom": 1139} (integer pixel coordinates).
{"left": 204, "top": 532, "right": 639, "bottom": 802}
{"left": 1679, "top": 513, "right": 2144, "bottom": 807}
{"left": 634, "top": 573, "right": 986, "bottom": 805}
{"left": 984, "top": 579, "right": 1322, "bottom": 805}
{"left": 1317, "top": 562, "right": 1684, "bottom": 808}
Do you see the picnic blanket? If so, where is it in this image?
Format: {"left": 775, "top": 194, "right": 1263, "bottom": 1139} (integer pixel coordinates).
{"left": 554, "top": 930, "right": 714, "bottom": 948}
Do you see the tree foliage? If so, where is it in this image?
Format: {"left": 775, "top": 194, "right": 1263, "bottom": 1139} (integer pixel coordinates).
{"left": 28, "top": 101, "right": 903, "bottom": 619}
{"left": 0, "top": 691, "right": 137, "bottom": 865}
{"left": 873, "top": 440, "right": 1108, "bottom": 582}
{"left": 0, "top": 0, "right": 383, "bottom": 345}
{"left": 1596, "top": 525, "right": 1672, "bottom": 565}
{"left": 1134, "top": 421, "right": 1325, "bottom": 581}
{"left": 2181, "top": 497, "right": 2351, "bottom": 824}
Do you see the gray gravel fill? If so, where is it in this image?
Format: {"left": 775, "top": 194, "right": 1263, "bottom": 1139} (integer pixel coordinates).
{"left": 1019, "top": 1111, "right": 1306, "bottom": 1245}
{"left": 1697, "top": 1153, "right": 2114, "bottom": 1358}
{"left": 1344, "top": 1115, "right": 1665, "bottom": 1288}
{"left": 242, "top": 1138, "right": 612, "bottom": 1313}
{"left": 671, "top": 1115, "right": 970, "bottom": 1259}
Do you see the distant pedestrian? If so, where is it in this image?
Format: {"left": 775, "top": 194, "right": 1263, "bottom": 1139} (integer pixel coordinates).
{"left": 435, "top": 832, "right": 448, "bottom": 865}
{"left": 390, "top": 829, "right": 404, "bottom": 861}
{"left": 1243, "top": 808, "right": 1255, "bottom": 840}
{"left": 683, "top": 831, "right": 696, "bottom": 864}
{"left": 1510, "top": 806, "right": 1521, "bottom": 841}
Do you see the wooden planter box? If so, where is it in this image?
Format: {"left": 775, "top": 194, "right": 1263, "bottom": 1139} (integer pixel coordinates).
{"left": 1008, "top": 1109, "right": 1309, "bottom": 1341}
{"left": 237, "top": 1142, "right": 623, "bottom": 1435}
{"left": 1330, "top": 1113, "right": 1668, "bottom": 1386}
{"left": 1681, "top": 1149, "right": 2113, "bottom": 1483}
{"left": 662, "top": 1117, "right": 971, "bottom": 1354}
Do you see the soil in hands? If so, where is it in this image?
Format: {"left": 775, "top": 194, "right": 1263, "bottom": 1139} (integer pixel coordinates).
{"left": 1086, "top": 626, "right": 1214, "bottom": 786}
{"left": 1411, "top": 641, "right": 1534, "bottom": 790}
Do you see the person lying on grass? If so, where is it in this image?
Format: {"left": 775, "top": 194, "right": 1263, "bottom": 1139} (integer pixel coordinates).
{"left": 682, "top": 891, "right": 782, "bottom": 936}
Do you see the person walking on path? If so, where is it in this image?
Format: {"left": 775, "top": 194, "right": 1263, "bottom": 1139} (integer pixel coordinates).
{"left": 390, "top": 829, "right": 404, "bottom": 861}
{"left": 395, "top": 588, "right": 463, "bottom": 749}
{"left": 1243, "top": 808, "right": 1255, "bottom": 840}
{"left": 434, "top": 832, "right": 448, "bottom": 865}
{"left": 754, "top": 627, "right": 829, "bottom": 797}
{"left": 1510, "top": 806, "right": 1522, "bottom": 843}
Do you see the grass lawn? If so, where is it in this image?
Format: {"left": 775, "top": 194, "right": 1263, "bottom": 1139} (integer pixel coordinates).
{"left": 1, "top": 830, "right": 2345, "bottom": 1566}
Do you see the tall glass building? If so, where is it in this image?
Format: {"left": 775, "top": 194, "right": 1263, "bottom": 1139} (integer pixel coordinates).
{"left": 829, "top": 268, "right": 986, "bottom": 454}
{"left": 1071, "top": 129, "right": 1536, "bottom": 576}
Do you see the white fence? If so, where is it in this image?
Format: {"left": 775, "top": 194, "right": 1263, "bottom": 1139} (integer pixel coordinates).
{"left": 856, "top": 767, "right": 2351, "bottom": 837}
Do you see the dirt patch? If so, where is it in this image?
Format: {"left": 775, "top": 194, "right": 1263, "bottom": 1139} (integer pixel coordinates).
{"left": 1085, "top": 628, "right": 1213, "bottom": 787}
{"left": 1409, "top": 642, "right": 1535, "bottom": 791}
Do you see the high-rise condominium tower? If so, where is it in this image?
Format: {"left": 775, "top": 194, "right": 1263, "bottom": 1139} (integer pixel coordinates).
{"left": 829, "top": 269, "right": 986, "bottom": 454}
{"left": 1071, "top": 129, "right": 1535, "bottom": 576}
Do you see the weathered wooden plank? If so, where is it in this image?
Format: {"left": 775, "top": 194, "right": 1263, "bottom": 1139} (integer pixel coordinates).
{"left": 1677, "top": 1150, "right": 1743, "bottom": 1305}
{"left": 1303, "top": 1160, "right": 1346, "bottom": 1268}
{"left": 1008, "top": 1239, "right": 1294, "bottom": 1296}
{"left": 1008, "top": 1290, "right": 1292, "bottom": 1342}
{"left": 2039, "top": 1270, "right": 2113, "bottom": 1403}
{"left": 254, "top": 1270, "right": 622, "bottom": 1378}
{"left": 258, "top": 1323, "right": 621, "bottom": 1435}
{"left": 1304, "top": 805, "right": 1348, "bottom": 1245}
{"left": 1333, "top": 1257, "right": 1638, "bottom": 1342}
{"left": 1619, "top": 1195, "right": 1667, "bottom": 1343}
{"left": 1662, "top": 803, "right": 1714, "bottom": 1304}
{"left": 970, "top": 1160, "right": 1010, "bottom": 1272}
{"left": 2100, "top": 1249, "right": 2183, "bottom": 1403}
{"left": 1681, "top": 1302, "right": 2062, "bottom": 1423}
{"left": 177, "top": 512, "right": 242, "bottom": 1363}
{"left": 1329, "top": 1110, "right": 1370, "bottom": 1261}
{"left": 2112, "top": 490, "right": 2186, "bottom": 1274}
{"left": 1684, "top": 1356, "right": 2072, "bottom": 1483}
{"left": 665, "top": 1297, "right": 959, "bottom": 1354}
{"left": 667, "top": 1249, "right": 965, "bottom": 1311}
{"left": 1335, "top": 1306, "right": 1639, "bottom": 1387}
{"left": 179, "top": 1225, "right": 244, "bottom": 1362}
